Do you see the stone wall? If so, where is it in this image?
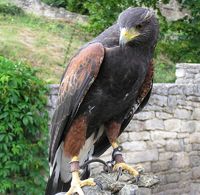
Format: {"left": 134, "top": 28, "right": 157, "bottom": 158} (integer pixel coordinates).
{"left": 10, "top": 0, "right": 88, "bottom": 24}
{"left": 158, "top": 0, "right": 190, "bottom": 21}
{"left": 48, "top": 63, "right": 200, "bottom": 195}
{"left": 176, "top": 63, "right": 200, "bottom": 84}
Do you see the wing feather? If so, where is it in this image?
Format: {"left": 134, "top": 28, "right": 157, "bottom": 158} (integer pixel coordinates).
{"left": 49, "top": 43, "right": 104, "bottom": 164}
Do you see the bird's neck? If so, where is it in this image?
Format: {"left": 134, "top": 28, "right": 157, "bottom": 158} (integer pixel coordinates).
{"left": 124, "top": 44, "right": 153, "bottom": 60}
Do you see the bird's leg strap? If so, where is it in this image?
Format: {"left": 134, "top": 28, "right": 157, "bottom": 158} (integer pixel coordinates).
{"left": 70, "top": 157, "right": 79, "bottom": 172}
{"left": 66, "top": 156, "right": 96, "bottom": 195}
{"left": 112, "top": 145, "right": 124, "bottom": 163}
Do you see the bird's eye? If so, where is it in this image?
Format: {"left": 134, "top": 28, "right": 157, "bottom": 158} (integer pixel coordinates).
{"left": 136, "top": 24, "right": 143, "bottom": 30}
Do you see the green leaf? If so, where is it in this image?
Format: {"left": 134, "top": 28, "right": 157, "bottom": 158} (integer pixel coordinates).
{"left": 0, "top": 56, "right": 49, "bottom": 194}
{"left": 22, "top": 117, "right": 29, "bottom": 126}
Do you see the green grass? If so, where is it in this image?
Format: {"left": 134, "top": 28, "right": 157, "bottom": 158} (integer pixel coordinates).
{"left": 0, "top": 0, "right": 10, "bottom": 4}
{"left": 0, "top": 4, "right": 90, "bottom": 83}
{"left": 154, "top": 53, "right": 176, "bottom": 83}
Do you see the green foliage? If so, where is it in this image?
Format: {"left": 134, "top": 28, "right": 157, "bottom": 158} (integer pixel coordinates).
{"left": 83, "top": 0, "right": 123, "bottom": 34}
{"left": 67, "top": 0, "right": 88, "bottom": 14}
{"left": 154, "top": 57, "right": 176, "bottom": 83}
{"left": 158, "top": 0, "right": 200, "bottom": 63}
{"left": 0, "top": 57, "right": 49, "bottom": 194}
{"left": 0, "top": 3, "right": 24, "bottom": 16}
{"left": 83, "top": 0, "right": 157, "bottom": 34}
{"left": 42, "top": 0, "right": 88, "bottom": 14}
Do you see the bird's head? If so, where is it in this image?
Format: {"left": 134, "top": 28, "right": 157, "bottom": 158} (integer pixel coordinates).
{"left": 118, "top": 7, "right": 159, "bottom": 48}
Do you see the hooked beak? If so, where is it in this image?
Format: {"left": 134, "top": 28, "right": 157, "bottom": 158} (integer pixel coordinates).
{"left": 119, "top": 28, "right": 140, "bottom": 48}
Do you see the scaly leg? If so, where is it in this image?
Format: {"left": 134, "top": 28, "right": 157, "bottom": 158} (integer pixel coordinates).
{"left": 106, "top": 122, "right": 139, "bottom": 178}
{"left": 111, "top": 142, "right": 139, "bottom": 177}
{"left": 64, "top": 116, "right": 96, "bottom": 195}
{"left": 66, "top": 156, "right": 96, "bottom": 195}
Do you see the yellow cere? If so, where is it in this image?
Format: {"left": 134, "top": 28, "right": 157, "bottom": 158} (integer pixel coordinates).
{"left": 121, "top": 28, "right": 140, "bottom": 41}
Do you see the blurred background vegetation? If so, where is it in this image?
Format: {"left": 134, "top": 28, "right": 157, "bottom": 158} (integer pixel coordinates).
{"left": 41, "top": 0, "right": 200, "bottom": 83}
{"left": 0, "top": 0, "right": 199, "bottom": 194}
{"left": 0, "top": 0, "right": 90, "bottom": 83}
{"left": 0, "top": 0, "right": 199, "bottom": 84}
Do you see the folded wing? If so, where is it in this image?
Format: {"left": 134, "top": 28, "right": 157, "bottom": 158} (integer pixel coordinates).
{"left": 49, "top": 43, "right": 105, "bottom": 165}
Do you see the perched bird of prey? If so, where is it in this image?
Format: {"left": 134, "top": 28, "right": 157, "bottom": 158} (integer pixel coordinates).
{"left": 46, "top": 7, "right": 159, "bottom": 195}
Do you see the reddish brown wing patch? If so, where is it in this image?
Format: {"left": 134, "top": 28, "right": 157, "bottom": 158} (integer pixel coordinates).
{"left": 59, "top": 43, "right": 104, "bottom": 100}
{"left": 49, "top": 43, "right": 104, "bottom": 164}
{"left": 64, "top": 116, "right": 87, "bottom": 157}
{"left": 106, "top": 122, "right": 121, "bottom": 144}
{"left": 137, "top": 60, "right": 154, "bottom": 103}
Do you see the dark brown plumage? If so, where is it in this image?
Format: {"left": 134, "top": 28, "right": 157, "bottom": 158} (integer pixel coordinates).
{"left": 46, "top": 7, "right": 159, "bottom": 195}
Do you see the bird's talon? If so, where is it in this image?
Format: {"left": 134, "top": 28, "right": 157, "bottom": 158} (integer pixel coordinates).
{"left": 135, "top": 175, "right": 140, "bottom": 183}
{"left": 66, "top": 178, "right": 95, "bottom": 195}
{"left": 66, "top": 185, "right": 84, "bottom": 195}
{"left": 113, "top": 162, "right": 139, "bottom": 177}
{"left": 116, "top": 167, "right": 122, "bottom": 181}
{"left": 80, "top": 178, "right": 96, "bottom": 187}
{"left": 94, "top": 179, "right": 103, "bottom": 190}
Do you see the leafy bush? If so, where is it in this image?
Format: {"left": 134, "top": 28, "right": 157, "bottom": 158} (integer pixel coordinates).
{"left": 83, "top": 0, "right": 123, "bottom": 33}
{"left": 157, "top": 0, "right": 200, "bottom": 63}
{"left": 67, "top": 0, "right": 88, "bottom": 14}
{"left": 42, "top": 0, "right": 88, "bottom": 14}
{"left": 0, "top": 3, "right": 24, "bottom": 16}
{"left": 0, "top": 57, "right": 48, "bottom": 194}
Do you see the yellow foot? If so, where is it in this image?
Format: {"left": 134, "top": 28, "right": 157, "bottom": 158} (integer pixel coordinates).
{"left": 66, "top": 172, "right": 96, "bottom": 195}
{"left": 113, "top": 162, "right": 139, "bottom": 177}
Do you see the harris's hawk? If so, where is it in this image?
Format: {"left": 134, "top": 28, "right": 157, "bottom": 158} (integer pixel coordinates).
{"left": 46, "top": 7, "right": 159, "bottom": 195}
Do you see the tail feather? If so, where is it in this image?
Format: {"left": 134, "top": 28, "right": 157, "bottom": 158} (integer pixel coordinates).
{"left": 46, "top": 132, "right": 98, "bottom": 194}
{"left": 45, "top": 142, "right": 91, "bottom": 195}
{"left": 45, "top": 171, "right": 71, "bottom": 195}
{"left": 46, "top": 143, "right": 71, "bottom": 195}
